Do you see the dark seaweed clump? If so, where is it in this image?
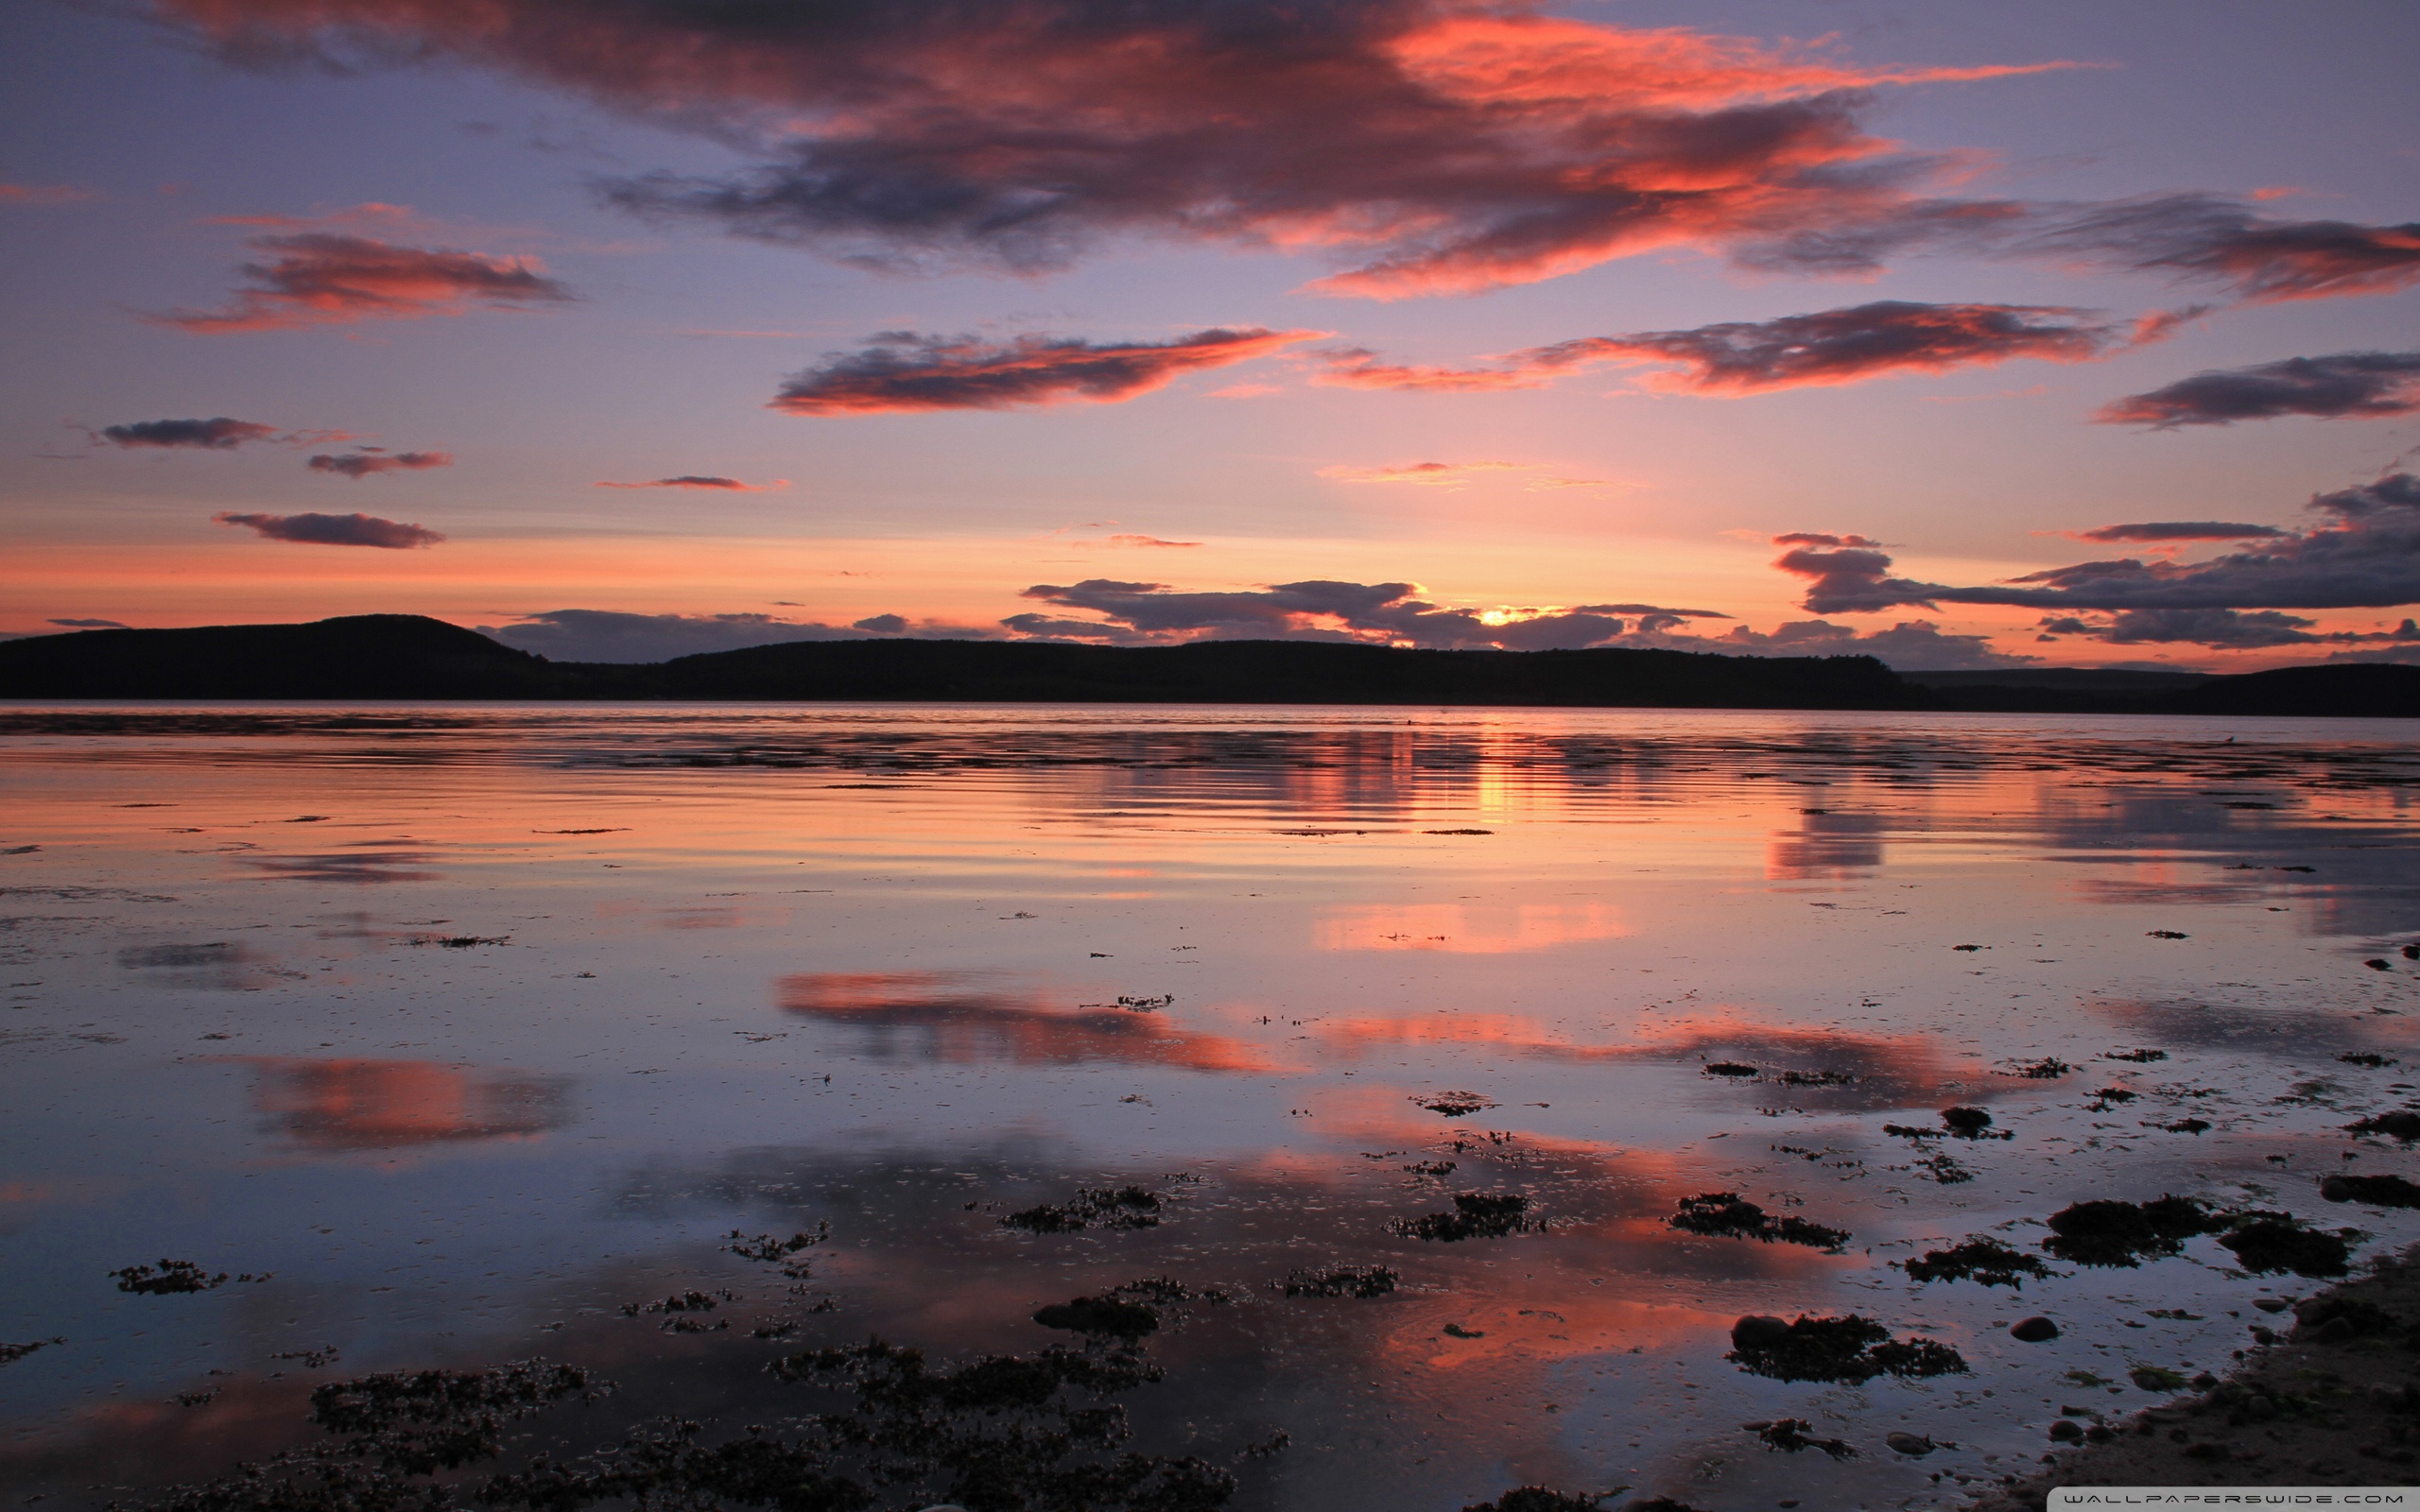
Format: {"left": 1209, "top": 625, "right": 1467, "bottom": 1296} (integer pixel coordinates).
{"left": 2321, "top": 1173, "right": 2420, "bottom": 1208}
{"left": 1725, "top": 1314, "right": 1967, "bottom": 1384}
{"left": 2040, "top": 1197, "right": 2355, "bottom": 1278}
{"left": 1032, "top": 1279, "right": 1219, "bottom": 1338}
{"left": 2338, "top": 1052, "right": 2397, "bottom": 1069}
{"left": 1033, "top": 1297, "right": 1160, "bottom": 1338}
{"left": 1772, "top": 1069, "right": 1855, "bottom": 1089}
{"left": 111, "top": 1260, "right": 254, "bottom": 1295}
{"left": 725, "top": 1224, "right": 829, "bottom": 1263}
{"left": 1461, "top": 1488, "right": 1608, "bottom": 1512}
{"left": 1886, "top": 1107, "right": 2009, "bottom": 1141}
{"left": 1900, "top": 1237, "right": 2057, "bottom": 1290}
{"left": 1392, "top": 1193, "right": 1540, "bottom": 1243}
{"left": 1282, "top": 1265, "right": 1398, "bottom": 1298}
{"left": 1668, "top": 1194, "right": 1849, "bottom": 1252}
{"left": 1411, "top": 1091, "right": 1496, "bottom": 1117}
{"left": 2217, "top": 1212, "right": 2354, "bottom": 1279}
{"left": 1752, "top": 1418, "right": 1855, "bottom": 1459}
{"left": 2009, "top": 1057, "right": 2072, "bottom": 1079}
{"left": 133, "top": 1335, "right": 1243, "bottom": 1512}
{"left": 620, "top": 1290, "right": 731, "bottom": 1318}
{"left": 1, "top": 1337, "right": 64, "bottom": 1366}
{"left": 2105, "top": 1048, "right": 2169, "bottom": 1063}
{"left": 2348, "top": 1110, "right": 2420, "bottom": 1141}
{"left": 1702, "top": 1062, "right": 1758, "bottom": 1078}
{"left": 2040, "top": 1197, "right": 2221, "bottom": 1267}
{"left": 1000, "top": 1186, "right": 1165, "bottom": 1233}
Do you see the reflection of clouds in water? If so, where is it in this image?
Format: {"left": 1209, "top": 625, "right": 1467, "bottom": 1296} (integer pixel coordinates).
{"left": 242, "top": 848, "right": 440, "bottom": 884}
{"left": 2089, "top": 997, "right": 2401, "bottom": 1060}
{"left": 1766, "top": 809, "right": 1888, "bottom": 881}
{"left": 1320, "top": 1010, "right": 1961, "bottom": 1112}
{"left": 777, "top": 971, "right": 1273, "bottom": 1071}
{"left": 240, "top": 1058, "right": 570, "bottom": 1149}
{"left": 1313, "top": 902, "right": 1624, "bottom": 954}
{"left": 115, "top": 940, "right": 283, "bottom": 991}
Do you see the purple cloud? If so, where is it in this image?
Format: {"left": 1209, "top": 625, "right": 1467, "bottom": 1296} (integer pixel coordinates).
{"left": 213, "top": 511, "right": 444, "bottom": 548}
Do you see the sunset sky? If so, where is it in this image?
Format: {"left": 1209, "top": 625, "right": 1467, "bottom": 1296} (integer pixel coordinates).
{"left": 4, "top": 0, "right": 2416, "bottom": 669}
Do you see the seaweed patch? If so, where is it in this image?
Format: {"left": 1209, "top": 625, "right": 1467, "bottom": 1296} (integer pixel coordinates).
{"left": 1282, "top": 1265, "right": 1398, "bottom": 1298}
{"left": 1668, "top": 1194, "right": 1849, "bottom": 1252}
{"left": 1410, "top": 1091, "right": 1496, "bottom": 1117}
{"left": 1391, "top": 1193, "right": 1541, "bottom": 1243}
{"left": 2039, "top": 1197, "right": 2221, "bottom": 1267}
{"left": 1900, "top": 1237, "right": 2057, "bottom": 1289}
{"left": 1724, "top": 1314, "right": 1968, "bottom": 1384}
{"left": 1001, "top": 1185, "right": 1167, "bottom": 1233}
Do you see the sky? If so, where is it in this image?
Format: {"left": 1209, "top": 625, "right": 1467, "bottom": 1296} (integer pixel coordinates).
{"left": 3, "top": 0, "right": 2416, "bottom": 671}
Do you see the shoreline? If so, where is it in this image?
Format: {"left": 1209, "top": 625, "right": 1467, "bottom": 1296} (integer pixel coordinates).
{"left": 1970, "top": 1246, "right": 2420, "bottom": 1507}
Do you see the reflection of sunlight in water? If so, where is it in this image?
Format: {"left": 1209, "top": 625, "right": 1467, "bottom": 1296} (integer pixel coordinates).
{"left": 1314, "top": 902, "right": 1625, "bottom": 953}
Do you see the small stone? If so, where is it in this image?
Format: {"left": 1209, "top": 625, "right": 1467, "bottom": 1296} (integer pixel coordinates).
{"left": 2048, "top": 1419, "right": 2083, "bottom": 1441}
{"left": 2010, "top": 1316, "right": 2060, "bottom": 1343}
{"left": 1732, "top": 1314, "right": 1793, "bottom": 1349}
{"left": 2252, "top": 1297, "right": 2290, "bottom": 1313}
{"left": 1886, "top": 1432, "right": 1937, "bottom": 1456}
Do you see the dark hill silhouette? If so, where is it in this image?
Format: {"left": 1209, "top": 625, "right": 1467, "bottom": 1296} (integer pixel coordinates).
{"left": 645, "top": 635, "right": 1923, "bottom": 708}
{"left": 0, "top": 615, "right": 558, "bottom": 699}
{"left": 0, "top": 615, "right": 2411, "bottom": 715}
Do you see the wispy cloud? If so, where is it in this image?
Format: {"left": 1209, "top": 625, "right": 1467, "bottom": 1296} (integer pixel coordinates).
{"left": 98, "top": 417, "right": 282, "bottom": 449}
{"left": 0, "top": 182, "right": 97, "bottom": 207}
{"left": 1318, "top": 460, "right": 1535, "bottom": 489}
{"left": 148, "top": 227, "right": 574, "bottom": 333}
{"left": 771, "top": 328, "right": 1317, "bottom": 415}
{"left": 306, "top": 450, "right": 453, "bottom": 479}
{"left": 2072, "top": 522, "right": 2289, "bottom": 543}
{"left": 1510, "top": 301, "right": 2140, "bottom": 394}
{"left": 214, "top": 511, "right": 444, "bottom": 547}
{"left": 595, "top": 474, "right": 788, "bottom": 491}
{"left": 2097, "top": 350, "right": 2420, "bottom": 428}
{"left": 1309, "top": 348, "right": 1544, "bottom": 392}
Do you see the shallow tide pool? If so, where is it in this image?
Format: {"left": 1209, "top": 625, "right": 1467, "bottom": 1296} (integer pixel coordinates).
{"left": 1, "top": 704, "right": 2415, "bottom": 1511}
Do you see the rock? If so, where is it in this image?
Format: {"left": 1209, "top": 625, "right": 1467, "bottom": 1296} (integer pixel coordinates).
{"left": 1731, "top": 1314, "right": 1794, "bottom": 1349}
{"left": 2252, "top": 1297, "right": 2291, "bottom": 1312}
{"left": 2010, "top": 1315, "right": 2060, "bottom": 1342}
{"left": 1885, "top": 1431, "right": 1937, "bottom": 1456}
{"left": 2048, "top": 1418, "right": 2084, "bottom": 1441}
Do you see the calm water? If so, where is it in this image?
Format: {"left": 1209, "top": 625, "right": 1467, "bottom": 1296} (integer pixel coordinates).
{"left": 1, "top": 704, "right": 2415, "bottom": 1511}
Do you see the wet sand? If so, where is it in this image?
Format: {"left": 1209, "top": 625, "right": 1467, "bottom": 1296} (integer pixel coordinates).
{"left": 1972, "top": 1244, "right": 2420, "bottom": 1506}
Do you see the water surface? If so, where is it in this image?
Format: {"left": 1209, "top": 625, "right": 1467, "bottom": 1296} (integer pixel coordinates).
{"left": 2, "top": 705, "right": 2415, "bottom": 1510}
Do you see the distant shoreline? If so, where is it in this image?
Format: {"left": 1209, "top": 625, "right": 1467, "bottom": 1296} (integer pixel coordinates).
{"left": 2, "top": 614, "right": 2414, "bottom": 718}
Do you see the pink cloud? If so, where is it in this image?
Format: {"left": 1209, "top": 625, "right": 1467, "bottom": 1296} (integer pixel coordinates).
{"left": 306, "top": 450, "right": 453, "bottom": 478}
{"left": 0, "top": 182, "right": 97, "bottom": 207}
{"left": 147, "top": 232, "right": 573, "bottom": 333}
{"left": 153, "top": 1, "right": 2080, "bottom": 299}
{"left": 772, "top": 328, "right": 1318, "bottom": 415}
{"left": 595, "top": 474, "right": 789, "bottom": 491}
